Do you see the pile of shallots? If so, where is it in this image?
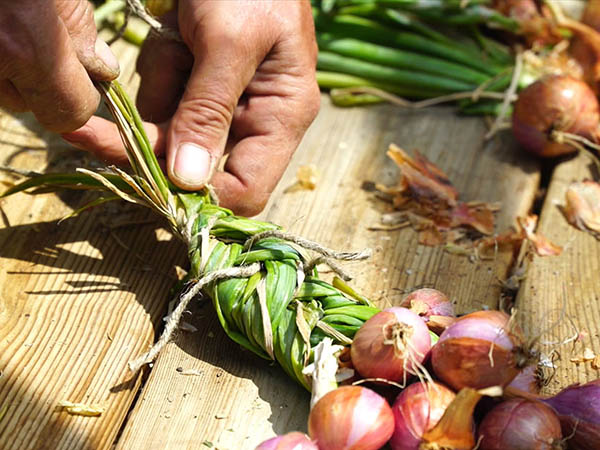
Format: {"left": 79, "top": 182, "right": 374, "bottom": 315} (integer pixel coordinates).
{"left": 256, "top": 288, "right": 599, "bottom": 450}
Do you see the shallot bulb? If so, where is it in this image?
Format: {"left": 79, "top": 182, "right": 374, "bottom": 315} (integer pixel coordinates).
{"left": 478, "top": 399, "right": 564, "bottom": 450}
{"left": 512, "top": 75, "right": 600, "bottom": 157}
{"left": 255, "top": 432, "right": 318, "bottom": 450}
{"left": 308, "top": 385, "right": 394, "bottom": 450}
{"left": 543, "top": 379, "right": 600, "bottom": 450}
{"left": 351, "top": 307, "right": 432, "bottom": 383}
{"left": 400, "top": 288, "right": 455, "bottom": 334}
{"left": 431, "top": 310, "right": 530, "bottom": 390}
{"left": 390, "top": 381, "right": 456, "bottom": 450}
{"left": 508, "top": 364, "right": 543, "bottom": 394}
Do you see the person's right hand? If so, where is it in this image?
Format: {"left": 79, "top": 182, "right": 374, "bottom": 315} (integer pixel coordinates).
{"left": 0, "top": 0, "right": 120, "bottom": 132}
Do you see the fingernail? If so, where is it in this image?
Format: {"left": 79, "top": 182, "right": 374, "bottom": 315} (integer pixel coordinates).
{"left": 172, "top": 143, "right": 213, "bottom": 186}
{"left": 94, "top": 38, "right": 120, "bottom": 74}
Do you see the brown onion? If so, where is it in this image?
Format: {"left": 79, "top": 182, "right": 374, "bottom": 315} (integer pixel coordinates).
{"left": 390, "top": 381, "right": 456, "bottom": 450}
{"left": 478, "top": 399, "right": 563, "bottom": 450}
{"left": 255, "top": 432, "right": 318, "bottom": 450}
{"left": 351, "top": 307, "right": 431, "bottom": 383}
{"left": 308, "top": 385, "right": 394, "bottom": 450}
{"left": 431, "top": 310, "right": 530, "bottom": 390}
{"left": 512, "top": 75, "right": 600, "bottom": 157}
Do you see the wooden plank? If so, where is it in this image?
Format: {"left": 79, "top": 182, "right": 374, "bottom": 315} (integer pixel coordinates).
{"left": 516, "top": 153, "right": 600, "bottom": 394}
{"left": 0, "top": 39, "right": 185, "bottom": 449}
{"left": 116, "top": 100, "right": 541, "bottom": 449}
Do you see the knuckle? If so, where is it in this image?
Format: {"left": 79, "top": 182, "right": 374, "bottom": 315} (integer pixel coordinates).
{"left": 175, "top": 95, "right": 233, "bottom": 135}
{"left": 56, "top": 0, "right": 95, "bottom": 37}
{"left": 304, "top": 82, "right": 321, "bottom": 123}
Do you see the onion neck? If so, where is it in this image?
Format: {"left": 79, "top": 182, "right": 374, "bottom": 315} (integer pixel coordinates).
{"left": 419, "top": 388, "right": 481, "bottom": 450}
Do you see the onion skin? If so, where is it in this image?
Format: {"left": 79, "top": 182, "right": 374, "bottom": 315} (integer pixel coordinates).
{"left": 478, "top": 399, "right": 563, "bottom": 450}
{"left": 351, "top": 307, "right": 431, "bottom": 382}
{"left": 255, "top": 432, "right": 318, "bottom": 450}
{"left": 583, "top": 0, "right": 600, "bottom": 31}
{"left": 508, "top": 365, "right": 542, "bottom": 394}
{"left": 400, "top": 289, "right": 455, "bottom": 334}
{"left": 308, "top": 385, "right": 394, "bottom": 450}
{"left": 512, "top": 75, "right": 600, "bottom": 157}
{"left": 431, "top": 311, "right": 525, "bottom": 390}
{"left": 543, "top": 380, "right": 600, "bottom": 450}
{"left": 390, "top": 381, "right": 456, "bottom": 450}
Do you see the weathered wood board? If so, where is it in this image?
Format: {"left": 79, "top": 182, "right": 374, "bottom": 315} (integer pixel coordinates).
{"left": 115, "top": 98, "right": 541, "bottom": 447}
{"left": 516, "top": 153, "right": 600, "bottom": 395}
{"left": 1, "top": 31, "right": 596, "bottom": 450}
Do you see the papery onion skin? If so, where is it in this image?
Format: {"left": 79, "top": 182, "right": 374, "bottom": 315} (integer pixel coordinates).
{"left": 255, "top": 432, "right": 318, "bottom": 450}
{"left": 400, "top": 289, "right": 454, "bottom": 319}
{"left": 508, "top": 364, "right": 542, "bottom": 394}
{"left": 308, "top": 385, "right": 394, "bottom": 450}
{"left": 512, "top": 75, "right": 600, "bottom": 157}
{"left": 390, "top": 381, "right": 456, "bottom": 450}
{"left": 351, "top": 307, "right": 431, "bottom": 382}
{"left": 543, "top": 380, "right": 600, "bottom": 450}
{"left": 478, "top": 399, "right": 563, "bottom": 450}
{"left": 431, "top": 310, "right": 525, "bottom": 390}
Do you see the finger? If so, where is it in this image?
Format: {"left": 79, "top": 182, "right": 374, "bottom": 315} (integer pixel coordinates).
{"left": 62, "top": 115, "right": 167, "bottom": 164}
{"left": 0, "top": 80, "right": 26, "bottom": 112}
{"left": 136, "top": 12, "right": 192, "bottom": 122}
{"left": 165, "top": 10, "right": 273, "bottom": 190}
{"left": 55, "top": 0, "right": 119, "bottom": 80}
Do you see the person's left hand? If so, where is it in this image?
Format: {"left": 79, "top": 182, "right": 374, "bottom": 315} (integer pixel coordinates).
{"left": 63, "top": 0, "right": 321, "bottom": 216}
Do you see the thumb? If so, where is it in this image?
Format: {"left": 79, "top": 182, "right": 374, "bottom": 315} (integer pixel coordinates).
{"left": 166, "top": 49, "right": 262, "bottom": 190}
{"left": 55, "top": 0, "right": 120, "bottom": 81}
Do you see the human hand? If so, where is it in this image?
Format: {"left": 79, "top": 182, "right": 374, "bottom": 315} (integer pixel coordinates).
{"left": 0, "top": 0, "right": 119, "bottom": 132}
{"left": 64, "top": 0, "right": 320, "bottom": 216}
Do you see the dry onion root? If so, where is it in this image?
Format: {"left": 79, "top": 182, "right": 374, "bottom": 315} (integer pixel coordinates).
{"left": 350, "top": 307, "right": 432, "bottom": 385}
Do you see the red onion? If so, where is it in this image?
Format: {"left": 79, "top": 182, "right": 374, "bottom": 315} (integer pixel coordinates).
{"left": 508, "top": 364, "right": 543, "bottom": 394}
{"left": 542, "top": 379, "right": 600, "bottom": 450}
{"left": 431, "top": 310, "right": 530, "bottom": 390}
{"left": 390, "top": 381, "right": 456, "bottom": 450}
{"left": 512, "top": 75, "right": 600, "bottom": 157}
{"left": 308, "top": 385, "right": 394, "bottom": 450}
{"left": 255, "top": 432, "right": 318, "bottom": 450}
{"left": 400, "top": 288, "right": 455, "bottom": 334}
{"left": 478, "top": 399, "right": 563, "bottom": 449}
{"left": 351, "top": 307, "right": 432, "bottom": 383}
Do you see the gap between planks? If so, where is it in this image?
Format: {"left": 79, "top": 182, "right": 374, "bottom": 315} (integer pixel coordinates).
{"left": 114, "top": 98, "right": 540, "bottom": 450}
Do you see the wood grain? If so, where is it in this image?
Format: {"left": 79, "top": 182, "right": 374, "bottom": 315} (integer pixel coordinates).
{"left": 0, "top": 38, "right": 186, "bottom": 450}
{"left": 116, "top": 100, "right": 541, "bottom": 449}
{"left": 516, "top": 153, "right": 600, "bottom": 394}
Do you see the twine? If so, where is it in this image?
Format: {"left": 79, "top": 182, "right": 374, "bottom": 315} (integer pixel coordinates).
{"left": 128, "top": 262, "right": 261, "bottom": 372}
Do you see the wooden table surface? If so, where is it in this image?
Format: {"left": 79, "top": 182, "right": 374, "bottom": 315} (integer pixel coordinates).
{"left": 0, "top": 34, "right": 598, "bottom": 450}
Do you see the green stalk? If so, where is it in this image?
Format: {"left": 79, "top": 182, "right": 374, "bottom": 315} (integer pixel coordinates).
{"left": 334, "top": 0, "right": 492, "bottom": 8}
{"left": 2, "top": 81, "right": 382, "bottom": 390}
{"left": 93, "top": 0, "right": 125, "bottom": 27}
{"left": 317, "top": 71, "right": 448, "bottom": 99}
{"left": 318, "top": 34, "right": 491, "bottom": 85}
{"left": 313, "top": 11, "right": 504, "bottom": 75}
{"left": 335, "top": 3, "right": 456, "bottom": 46}
{"left": 407, "top": 5, "right": 519, "bottom": 31}
{"left": 318, "top": 51, "right": 476, "bottom": 93}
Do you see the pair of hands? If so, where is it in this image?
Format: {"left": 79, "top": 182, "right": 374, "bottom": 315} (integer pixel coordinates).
{"left": 0, "top": 0, "right": 320, "bottom": 216}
